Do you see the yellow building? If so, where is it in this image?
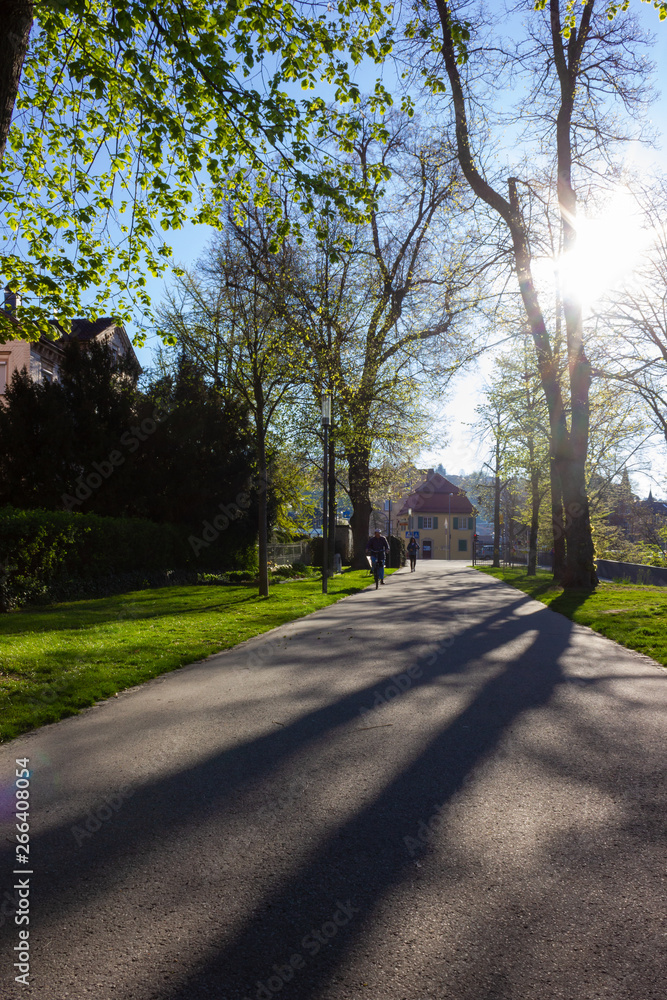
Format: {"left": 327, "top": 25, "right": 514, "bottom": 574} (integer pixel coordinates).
{"left": 397, "top": 471, "right": 476, "bottom": 560}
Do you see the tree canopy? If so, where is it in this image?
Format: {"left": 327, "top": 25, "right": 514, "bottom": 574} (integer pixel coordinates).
{"left": 0, "top": 0, "right": 396, "bottom": 341}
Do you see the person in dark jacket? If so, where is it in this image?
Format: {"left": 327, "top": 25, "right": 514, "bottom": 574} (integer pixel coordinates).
{"left": 407, "top": 535, "right": 420, "bottom": 571}
{"left": 366, "top": 529, "right": 389, "bottom": 584}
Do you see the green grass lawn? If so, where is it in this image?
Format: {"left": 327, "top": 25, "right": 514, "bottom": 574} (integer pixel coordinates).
{"left": 477, "top": 566, "right": 667, "bottom": 669}
{"left": 0, "top": 569, "right": 391, "bottom": 743}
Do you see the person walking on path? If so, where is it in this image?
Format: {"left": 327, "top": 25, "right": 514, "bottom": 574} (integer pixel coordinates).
{"left": 366, "top": 529, "right": 389, "bottom": 584}
{"left": 407, "top": 536, "right": 420, "bottom": 572}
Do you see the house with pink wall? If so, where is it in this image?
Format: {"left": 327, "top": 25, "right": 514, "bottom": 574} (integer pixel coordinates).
{"left": 0, "top": 289, "right": 138, "bottom": 398}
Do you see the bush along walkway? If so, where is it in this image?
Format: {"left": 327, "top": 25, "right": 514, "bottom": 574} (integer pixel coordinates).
{"left": 477, "top": 566, "right": 667, "bottom": 669}
{"left": 0, "top": 569, "right": 391, "bottom": 743}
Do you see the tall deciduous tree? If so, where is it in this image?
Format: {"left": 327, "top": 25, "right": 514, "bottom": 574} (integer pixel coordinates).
{"left": 238, "top": 115, "right": 479, "bottom": 565}
{"left": 479, "top": 331, "right": 651, "bottom": 573}
{"left": 424, "top": 0, "right": 652, "bottom": 587}
{"left": 475, "top": 397, "right": 510, "bottom": 569}
{"left": 158, "top": 228, "right": 303, "bottom": 597}
{"left": 483, "top": 338, "right": 552, "bottom": 575}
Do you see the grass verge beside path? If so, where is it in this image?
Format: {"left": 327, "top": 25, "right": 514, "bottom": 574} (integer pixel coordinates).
{"left": 477, "top": 566, "right": 667, "bottom": 669}
{"left": 0, "top": 569, "right": 392, "bottom": 743}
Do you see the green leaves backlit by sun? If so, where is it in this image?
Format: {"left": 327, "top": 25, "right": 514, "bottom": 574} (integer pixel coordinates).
{"left": 0, "top": 0, "right": 395, "bottom": 344}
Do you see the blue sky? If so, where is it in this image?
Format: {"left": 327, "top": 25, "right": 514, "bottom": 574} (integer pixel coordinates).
{"left": 130, "top": 2, "right": 667, "bottom": 496}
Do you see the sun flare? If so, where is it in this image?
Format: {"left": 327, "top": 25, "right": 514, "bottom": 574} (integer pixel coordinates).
{"left": 555, "top": 191, "right": 647, "bottom": 311}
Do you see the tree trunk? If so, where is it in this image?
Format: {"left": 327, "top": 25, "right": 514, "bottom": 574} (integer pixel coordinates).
{"left": 550, "top": 0, "right": 596, "bottom": 588}
{"left": 549, "top": 455, "right": 566, "bottom": 582}
{"left": 528, "top": 466, "right": 539, "bottom": 576}
{"left": 0, "top": 0, "right": 33, "bottom": 164}
{"left": 493, "top": 473, "right": 501, "bottom": 568}
{"left": 560, "top": 455, "right": 598, "bottom": 588}
{"left": 348, "top": 442, "right": 372, "bottom": 569}
{"left": 256, "top": 421, "right": 269, "bottom": 598}
{"left": 437, "top": 1, "right": 597, "bottom": 591}
{"left": 559, "top": 303, "right": 596, "bottom": 586}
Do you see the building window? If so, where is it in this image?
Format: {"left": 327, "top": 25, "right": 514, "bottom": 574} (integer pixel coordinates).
{"left": 0, "top": 361, "right": 6, "bottom": 394}
{"left": 418, "top": 516, "right": 438, "bottom": 530}
{"left": 458, "top": 538, "right": 468, "bottom": 552}
{"left": 423, "top": 516, "right": 432, "bottom": 529}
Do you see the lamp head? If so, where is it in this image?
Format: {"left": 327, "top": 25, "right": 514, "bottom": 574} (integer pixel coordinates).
{"left": 321, "top": 394, "right": 332, "bottom": 427}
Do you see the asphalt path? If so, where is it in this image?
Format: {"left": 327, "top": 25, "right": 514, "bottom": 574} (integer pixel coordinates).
{"left": 1, "top": 562, "right": 666, "bottom": 1000}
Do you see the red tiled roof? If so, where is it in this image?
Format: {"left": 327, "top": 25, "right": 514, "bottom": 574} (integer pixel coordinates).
{"left": 398, "top": 473, "right": 474, "bottom": 515}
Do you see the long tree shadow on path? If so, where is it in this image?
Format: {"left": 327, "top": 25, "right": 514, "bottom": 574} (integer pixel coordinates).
{"left": 3, "top": 578, "right": 658, "bottom": 1000}
{"left": 152, "top": 610, "right": 569, "bottom": 999}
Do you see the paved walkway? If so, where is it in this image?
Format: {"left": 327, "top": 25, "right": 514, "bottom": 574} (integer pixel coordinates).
{"left": 1, "top": 562, "right": 666, "bottom": 999}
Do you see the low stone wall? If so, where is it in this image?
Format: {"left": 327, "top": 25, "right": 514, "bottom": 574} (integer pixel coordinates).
{"left": 596, "top": 559, "right": 667, "bottom": 587}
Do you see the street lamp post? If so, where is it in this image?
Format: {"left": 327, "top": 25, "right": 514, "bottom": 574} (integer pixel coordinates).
{"left": 448, "top": 491, "right": 451, "bottom": 560}
{"left": 321, "top": 394, "right": 331, "bottom": 594}
{"left": 387, "top": 498, "right": 392, "bottom": 567}
{"left": 328, "top": 415, "right": 336, "bottom": 580}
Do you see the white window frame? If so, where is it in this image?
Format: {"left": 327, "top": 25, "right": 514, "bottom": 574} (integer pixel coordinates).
{"left": 422, "top": 516, "right": 433, "bottom": 529}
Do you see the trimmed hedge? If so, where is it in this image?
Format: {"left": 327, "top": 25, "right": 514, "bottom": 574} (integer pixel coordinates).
{"left": 309, "top": 536, "right": 345, "bottom": 570}
{"left": 389, "top": 534, "right": 406, "bottom": 568}
{"left": 0, "top": 507, "right": 264, "bottom": 610}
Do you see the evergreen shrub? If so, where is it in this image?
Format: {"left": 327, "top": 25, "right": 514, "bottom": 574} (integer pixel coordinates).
{"left": 389, "top": 534, "right": 406, "bottom": 568}
{"left": 0, "top": 507, "right": 256, "bottom": 610}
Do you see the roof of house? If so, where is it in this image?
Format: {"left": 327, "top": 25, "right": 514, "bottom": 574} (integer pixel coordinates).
{"left": 2, "top": 294, "right": 137, "bottom": 367}
{"left": 70, "top": 317, "right": 119, "bottom": 341}
{"left": 644, "top": 494, "right": 667, "bottom": 516}
{"left": 398, "top": 472, "right": 475, "bottom": 516}
{"left": 41, "top": 317, "right": 138, "bottom": 367}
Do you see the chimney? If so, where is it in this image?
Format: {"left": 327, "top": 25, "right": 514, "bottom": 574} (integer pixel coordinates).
{"left": 4, "top": 288, "right": 21, "bottom": 315}
{"left": 427, "top": 468, "right": 435, "bottom": 477}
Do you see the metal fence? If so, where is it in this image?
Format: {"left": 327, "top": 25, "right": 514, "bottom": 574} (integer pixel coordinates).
{"left": 474, "top": 548, "right": 553, "bottom": 569}
{"left": 266, "top": 542, "right": 312, "bottom": 566}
